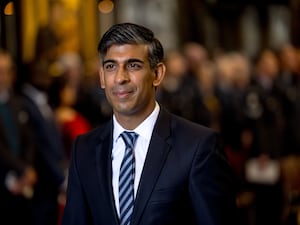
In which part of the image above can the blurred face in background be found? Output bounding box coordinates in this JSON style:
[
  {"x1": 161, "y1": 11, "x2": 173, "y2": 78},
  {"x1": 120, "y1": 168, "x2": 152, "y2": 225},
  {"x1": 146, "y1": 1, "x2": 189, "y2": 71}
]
[
  {"x1": 30, "y1": 60, "x2": 54, "y2": 92},
  {"x1": 60, "y1": 85, "x2": 77, "y2": 107},
  {"x1": 58, "y1": 52, "x2": 83, "y2": 89},
  {"x1": 280, "y1": 44, "x2": 299, "y2": 73},
  {"x1": 256, "y1": 50, "x2": 279, "y2": 80},
  {"x1": 165, "y1": 51, "x2": 188, "y2": 78},
  {"x1": 215, "y1": 54, "x2": 236, "y2": 89},
  {"x1": 183, "y1": 42, "x2": 208, "y2": 74},
  {"x1": 196, "y1": 60, "x2": 216, "y2": 92},
  {"x1": 231, "y1": 53, "x2": 251, "y2": 90}
]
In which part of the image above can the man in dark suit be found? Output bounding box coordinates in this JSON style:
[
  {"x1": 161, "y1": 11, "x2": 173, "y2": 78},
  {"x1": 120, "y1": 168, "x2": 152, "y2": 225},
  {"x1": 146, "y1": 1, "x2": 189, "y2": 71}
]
[
  {"x1": 0, "y1": 49, "x2": 37, "y2": 225},
  {"x1": 21, "y1": 60, "x2": 66, "y2": 225},
  {"x1": 62, "y1": 23, "x2": 238, "y2": 225}
]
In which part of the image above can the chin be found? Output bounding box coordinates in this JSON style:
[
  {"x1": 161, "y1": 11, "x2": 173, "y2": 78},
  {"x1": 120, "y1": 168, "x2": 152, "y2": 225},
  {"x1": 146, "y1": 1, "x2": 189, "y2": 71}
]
[{"x1": 113, "y1": 103, "x2": 135, "y2": 115}]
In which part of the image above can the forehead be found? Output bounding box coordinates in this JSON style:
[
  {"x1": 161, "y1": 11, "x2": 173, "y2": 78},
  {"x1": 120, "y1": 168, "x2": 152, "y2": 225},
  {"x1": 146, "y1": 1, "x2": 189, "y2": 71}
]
[{"x1": 104, "y1": 44, "x2": 149, "y2": 61}]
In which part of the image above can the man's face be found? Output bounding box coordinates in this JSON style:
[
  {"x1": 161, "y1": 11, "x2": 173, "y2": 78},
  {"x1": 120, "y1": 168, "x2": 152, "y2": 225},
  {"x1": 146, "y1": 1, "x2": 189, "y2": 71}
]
[{"x1": 99, "y1": 44, "x2": 165, "y2": 123}]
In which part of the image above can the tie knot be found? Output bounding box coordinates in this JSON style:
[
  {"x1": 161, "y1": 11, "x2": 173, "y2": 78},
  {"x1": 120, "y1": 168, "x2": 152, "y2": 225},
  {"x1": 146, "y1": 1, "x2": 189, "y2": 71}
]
[{"x1": 120, "y1": 131, "x2": 138, "y2": 149}]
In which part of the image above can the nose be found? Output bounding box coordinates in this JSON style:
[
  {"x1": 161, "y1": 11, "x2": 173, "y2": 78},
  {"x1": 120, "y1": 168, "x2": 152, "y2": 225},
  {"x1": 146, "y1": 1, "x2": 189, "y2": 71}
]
[{"x1": 115, "y1": 66, "x2": 129, "y2": 84}]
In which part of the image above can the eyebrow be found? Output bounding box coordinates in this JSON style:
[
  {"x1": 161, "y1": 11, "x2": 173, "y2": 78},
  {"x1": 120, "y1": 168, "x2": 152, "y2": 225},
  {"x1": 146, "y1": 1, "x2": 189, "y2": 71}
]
[
  {"x1": 102, "y1": 58, "x2": 145, "y2": 66},
  {"x1": 102, "y1": 59, "x2": 115, "y2": 66}
]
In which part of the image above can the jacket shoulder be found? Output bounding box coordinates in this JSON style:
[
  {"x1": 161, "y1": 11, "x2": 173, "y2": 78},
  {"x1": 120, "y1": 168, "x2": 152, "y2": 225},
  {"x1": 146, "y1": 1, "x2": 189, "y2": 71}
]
[
  {"x1": 75, "y1": 120, "x2": 112, "y2": 145},
  {"x1": 168, "y1": 111, "x2": 216, "y2": 139}
]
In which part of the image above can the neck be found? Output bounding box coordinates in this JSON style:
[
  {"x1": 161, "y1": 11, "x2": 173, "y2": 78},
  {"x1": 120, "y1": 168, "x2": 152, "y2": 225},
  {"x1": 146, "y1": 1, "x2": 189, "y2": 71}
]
[{"x1": 115, "y1": 101, "x2": 156, "y2": 130}]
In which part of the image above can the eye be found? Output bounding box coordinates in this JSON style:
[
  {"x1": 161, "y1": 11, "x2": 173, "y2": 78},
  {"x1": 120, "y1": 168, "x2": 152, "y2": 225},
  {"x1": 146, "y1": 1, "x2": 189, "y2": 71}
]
[
  {"x1": 104, "y1": 63, "x2": 116, "y2": 72},
  {"x1": 127, "y1": 63, "x2": 142, "y2": 70}
]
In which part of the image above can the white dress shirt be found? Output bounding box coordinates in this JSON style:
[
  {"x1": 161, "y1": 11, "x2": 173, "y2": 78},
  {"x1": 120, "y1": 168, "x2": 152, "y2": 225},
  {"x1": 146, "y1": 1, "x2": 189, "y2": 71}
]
[{"x1": 112, "y1": 102, "x2": 160, "y2": 216}]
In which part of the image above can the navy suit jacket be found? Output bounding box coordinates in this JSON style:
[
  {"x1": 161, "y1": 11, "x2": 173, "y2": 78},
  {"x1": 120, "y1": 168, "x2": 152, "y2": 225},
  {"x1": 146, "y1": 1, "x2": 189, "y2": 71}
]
[
  {"x1": 62, "y1": 108, "x2": 238, "y2": 225},
  {"x1": 22, "y1": 93, "x2": 65, "y2": 191},
  {"x1": 0, "y1": 94, "x2": 35, "y2": 187}
]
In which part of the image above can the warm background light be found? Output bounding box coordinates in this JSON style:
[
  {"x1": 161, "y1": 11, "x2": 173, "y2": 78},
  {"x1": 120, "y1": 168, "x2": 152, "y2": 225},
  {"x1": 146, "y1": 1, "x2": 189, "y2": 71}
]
[
  {"x1": 98, "y1": 0, "x2": 114, "y2": 14},
  {"x1": 4, "y1": 2, "x2": 14, "y2": 15}
]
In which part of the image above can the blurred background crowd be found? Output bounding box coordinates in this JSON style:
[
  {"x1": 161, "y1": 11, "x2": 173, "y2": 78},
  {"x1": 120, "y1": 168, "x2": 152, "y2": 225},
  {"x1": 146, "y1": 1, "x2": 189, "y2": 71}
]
[{"x1": 1, "y1": 0, "x2": 300, "y2": 225}]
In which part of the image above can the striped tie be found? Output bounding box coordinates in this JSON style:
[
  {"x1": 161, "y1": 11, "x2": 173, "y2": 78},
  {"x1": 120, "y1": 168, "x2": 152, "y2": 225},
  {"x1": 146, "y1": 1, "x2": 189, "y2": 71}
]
[{"x1": 119, "y1": 131, "x2": 138, "y2": 225}]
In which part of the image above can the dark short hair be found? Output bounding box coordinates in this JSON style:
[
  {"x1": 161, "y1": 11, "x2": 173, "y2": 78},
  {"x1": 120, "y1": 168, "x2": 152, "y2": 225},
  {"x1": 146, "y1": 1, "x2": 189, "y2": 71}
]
[{"x1": 97, "y1": 23, "x2": 164, "y2": 69}]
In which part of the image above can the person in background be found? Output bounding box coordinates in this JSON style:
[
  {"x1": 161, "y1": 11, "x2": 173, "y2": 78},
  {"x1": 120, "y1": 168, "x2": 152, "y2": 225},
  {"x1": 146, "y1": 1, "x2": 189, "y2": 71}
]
[
  {"x1": 194, "y1": 59, "x2": 220, "y2": 131},
  {"x1": 48, "y1": 75, "x2": 91, "y2": 159},
  {"x1": 62, "y1": 23, "x2": 238, "y2": 225},
  {"x1": 157, "y1": 50, "x2": 211, "y2": 126},
  {"x1": 21, "y1": 59, "x2": 66, "y2": 225},
  {"x1": 243, "y1": 49, "x2": 285, "y2": 225},
  {"x1": 183, "y1": 42, "x2": 208, "y2": 77},
  {"x1": 48, "y1": 74, "x2": 92, "y2": 225},
  {"x1": 216, "y1": 52, "x2": 253, "y2": 179},
  {"x1": 246, "y1": 49, "x2": 285, "y2": 160},
  {"x1": 85, "y1": 57, "x2": 112, "y2": 126},
  {"x1": 278, "y1": 44, "x2": 300, "y2": 156},
  {"x1": 0, "y1": 49, "x2": 37, "y2": 225},
  {"x1": 56, "y1": 52, "x2": 109, "y2": 127},
  {"x1": 215, "y1": 53, "x2": 242, "y2": 154}
]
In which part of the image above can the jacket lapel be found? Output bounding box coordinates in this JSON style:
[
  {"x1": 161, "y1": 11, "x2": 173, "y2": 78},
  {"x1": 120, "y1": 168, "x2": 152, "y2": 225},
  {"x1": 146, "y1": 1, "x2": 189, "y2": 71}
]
[
  {"x1": 131, "y1": 109, "x2": 172, "y2": 225},
  {"x1": 95, "y1": 121, "x2": 120, "y2": 225}
]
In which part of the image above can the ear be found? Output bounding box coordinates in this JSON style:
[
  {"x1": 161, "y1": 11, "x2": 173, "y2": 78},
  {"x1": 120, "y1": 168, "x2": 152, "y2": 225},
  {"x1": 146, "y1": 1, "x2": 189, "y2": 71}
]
[
  {"x1": 99, "y1": 67, "x2": 105, "y2": 89},
  {"x1": 153, "y1": 62, "x2": 166, "y2": 87}
]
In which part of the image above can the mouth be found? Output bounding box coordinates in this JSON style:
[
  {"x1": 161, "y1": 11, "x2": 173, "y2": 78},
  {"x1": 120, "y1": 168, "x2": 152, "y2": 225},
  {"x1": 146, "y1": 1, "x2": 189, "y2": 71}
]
[{"x1": 113, "y1": 88, "x2": 134, "y2": 100}]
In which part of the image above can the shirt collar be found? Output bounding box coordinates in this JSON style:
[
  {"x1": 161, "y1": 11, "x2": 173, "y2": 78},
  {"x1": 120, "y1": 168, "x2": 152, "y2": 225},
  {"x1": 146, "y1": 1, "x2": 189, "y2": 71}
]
[{"x1": 113, "y1": 102, "x2": 160, "y2": 143}]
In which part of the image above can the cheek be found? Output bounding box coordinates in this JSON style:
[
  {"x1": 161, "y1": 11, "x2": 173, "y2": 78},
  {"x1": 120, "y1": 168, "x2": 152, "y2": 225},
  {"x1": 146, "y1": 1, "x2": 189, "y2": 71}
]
[
  {"x1": 103, "y1": 76, "x2": 114, "y2": 90},
  {"x1": 139, "y1": 76, "x2": 156, "y2": 96}
]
